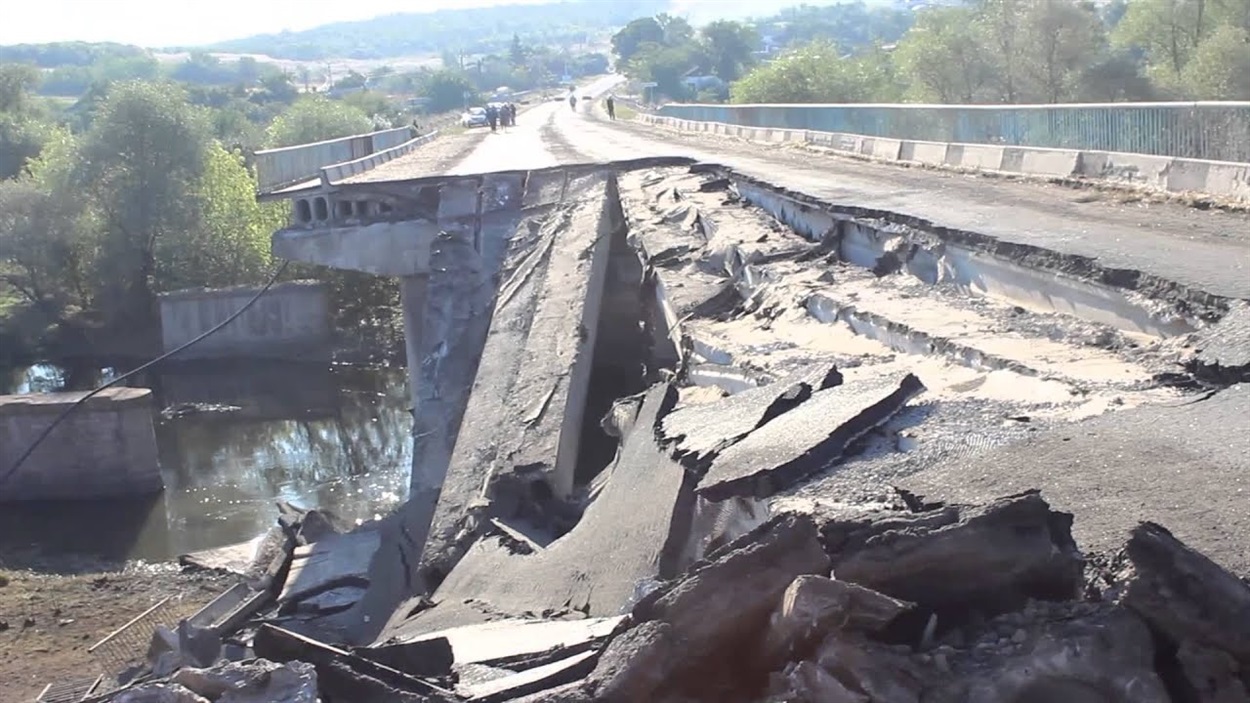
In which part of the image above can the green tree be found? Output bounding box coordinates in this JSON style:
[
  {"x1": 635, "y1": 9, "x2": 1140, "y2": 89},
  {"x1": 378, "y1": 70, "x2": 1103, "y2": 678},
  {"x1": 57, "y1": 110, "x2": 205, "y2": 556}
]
[
  {"x1": 75, "y1": 81, "x2": 212, "y2": 330},
  {"x1": 1018, "y1": 0, "x2": 1107, "y2": 102},
  {"x1": 977, "y1": 0, "x2": 1027, "y2": 102},
  {"x1": 419, "y1": 69, "x2": 474, "y2": 112},
  {"x1": 1179, "y1": 24, "x2": 1250, "y2": 99},
  {"x1": 894, "y1": 7, "x2": 992, "y2": 103},
  {"x1": 1113, "y1": 0, "x2": 1214, "y2": 79},
  {"x1": 0, "y1": 64, "x2": 40, "y2": 113},
  {"x1": 509, "y1": 33, "x2": 531, "y2": 67},
  {"x1": 701, "y1": 20, "x2": 759, "y2": 82},
  {"x1": 612, "y1": 17, "x2": 665, "y2": 64},
  {"x1": 265, "y1": 94, "x2": 373, "y2": 147},
  {"x1": 160, "y1": 142, "x2": 283, "y2": 290},
  {"x1": 731, "y1": 40, "x2": 886, "y2": 104},
  {"x1": 628, "y1": 42, "x2": 705, "y2": 101},
  {"x1": 0, "y1": 178, "x2": 93, "y2": 324},
  {"x1": 0, "y1": 117, "x2": 54, "y2": 180}
]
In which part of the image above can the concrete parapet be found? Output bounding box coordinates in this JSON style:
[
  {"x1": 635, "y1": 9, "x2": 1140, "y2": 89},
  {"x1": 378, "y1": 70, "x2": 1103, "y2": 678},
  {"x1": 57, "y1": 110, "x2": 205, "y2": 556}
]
[
  {"x1": 900, "y1": 140, "x2": 951, "y2": 166},
  {"x1": 638, "y1": 112, "x2": 1249, "y2": 201},
  {"x1": 946, "y1": 143, "x2": 1006, "y2": 171},
  {"x1": 321, "y1": 132, "x2": 441, "y2": 185},
  {"x1": 158, "y1": 280, "x2": 331, "y2": 360},
  {"x1": 861, "y1": 137, "x2": 903, "y2": 161},
  {"x1": 1072, "y1": 151, "x2": 1174, "y2": 189},
  {"x1": 1166, "y1": 158, "x2": 1250, "y2": 200},
  {"x1": 1001, "y1": 146, "x2": 1082, "y2": 178},
  {"x1": 0, "y1": 388, "x2": 163, "y2": 501},
  {"x1": 254, "y1": 126, "x2": 414, "y2": 194}
]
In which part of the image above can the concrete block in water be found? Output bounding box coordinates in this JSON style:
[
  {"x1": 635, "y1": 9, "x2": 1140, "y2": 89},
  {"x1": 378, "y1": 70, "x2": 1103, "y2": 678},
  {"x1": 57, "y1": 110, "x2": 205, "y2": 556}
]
[
  {"x1": 158, "y1": 280, "x2": 331, "y2": 361},
  {"x1": 0, "y1": 388, "x2": 163, "y2": 501}
]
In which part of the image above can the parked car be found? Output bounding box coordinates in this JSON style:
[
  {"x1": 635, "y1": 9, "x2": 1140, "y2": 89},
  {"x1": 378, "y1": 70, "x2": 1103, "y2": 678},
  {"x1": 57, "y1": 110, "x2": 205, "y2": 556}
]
[{"x1": 461, "y1": 107, "x2": 488, "y2": 128}]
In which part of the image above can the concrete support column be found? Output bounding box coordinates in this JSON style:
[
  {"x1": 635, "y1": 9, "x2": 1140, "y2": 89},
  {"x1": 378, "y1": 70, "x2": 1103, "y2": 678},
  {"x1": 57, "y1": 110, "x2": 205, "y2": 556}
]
[{"x1": 399, "y1": 273, "x2": 430, "y2": 449}]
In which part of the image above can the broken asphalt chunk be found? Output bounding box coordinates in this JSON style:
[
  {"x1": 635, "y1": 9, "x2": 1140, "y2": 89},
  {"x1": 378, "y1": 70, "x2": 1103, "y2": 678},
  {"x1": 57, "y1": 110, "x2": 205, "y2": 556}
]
[
  {"x1": 820, "y1": 490, "x2": 1083, "y2": 612},
  {"x1": 758, "y1": 575, "x2": 912, "y2": 670},
  {"x1": 631, "y1": 513, "x2": 831, "y2": 692},
  {"x1": 697, "y1": 373, "x2": 926, "y2": 501},
  {"x1": 925, "y1": 602, "x2": 1170, "y2": 703},
  {"x1": 661, "y1": 362, "x2": 842, "y2": 470},
  {"x1": 1113, "y1": 521, "x2": 1250, "y2": 666}
]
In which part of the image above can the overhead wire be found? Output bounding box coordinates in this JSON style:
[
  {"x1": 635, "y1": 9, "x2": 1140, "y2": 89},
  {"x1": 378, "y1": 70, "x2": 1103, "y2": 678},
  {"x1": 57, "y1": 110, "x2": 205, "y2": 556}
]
[{"x1": 0, "y1": 260, "x2": 292, "y2": 487}]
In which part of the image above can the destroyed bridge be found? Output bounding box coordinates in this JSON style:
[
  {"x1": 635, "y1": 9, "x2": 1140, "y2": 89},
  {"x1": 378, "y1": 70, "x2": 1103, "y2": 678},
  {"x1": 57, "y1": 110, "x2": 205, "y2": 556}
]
[{"x1": 104, "y1": 84, "x2": 1250, "y2": 702}]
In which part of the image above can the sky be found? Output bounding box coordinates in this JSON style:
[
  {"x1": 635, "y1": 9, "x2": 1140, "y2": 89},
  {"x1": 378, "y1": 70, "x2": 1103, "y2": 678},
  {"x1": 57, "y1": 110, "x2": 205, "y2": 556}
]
[
  {"x1": 1, "y1": 0, "x2": 854, "y2": 48},
  {"x1": 0, "y1": 0, "x2": 555, "y2": 47}
]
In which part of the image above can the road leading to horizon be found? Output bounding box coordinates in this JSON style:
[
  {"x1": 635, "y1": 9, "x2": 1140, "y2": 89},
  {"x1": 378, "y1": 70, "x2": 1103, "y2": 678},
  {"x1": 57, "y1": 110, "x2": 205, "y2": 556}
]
[{"x1": 447, "y1": 74, "x2": 628, "y2": 175}]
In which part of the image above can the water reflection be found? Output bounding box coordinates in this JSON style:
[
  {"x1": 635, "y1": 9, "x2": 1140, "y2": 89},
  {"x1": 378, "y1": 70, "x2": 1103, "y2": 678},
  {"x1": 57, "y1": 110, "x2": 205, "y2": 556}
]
[{"x1": 0, "y1": 361, "x2": 412, "y2": 562}]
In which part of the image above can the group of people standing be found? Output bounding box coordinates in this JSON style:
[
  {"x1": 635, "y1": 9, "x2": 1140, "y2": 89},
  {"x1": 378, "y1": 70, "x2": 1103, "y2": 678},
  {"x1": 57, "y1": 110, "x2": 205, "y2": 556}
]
[{"x1": 486, "y1": 103, "x2": 517, "y2": 132}]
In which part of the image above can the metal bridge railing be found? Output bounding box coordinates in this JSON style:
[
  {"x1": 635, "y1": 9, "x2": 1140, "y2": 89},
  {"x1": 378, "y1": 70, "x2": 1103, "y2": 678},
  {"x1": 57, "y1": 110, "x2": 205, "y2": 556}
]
[{"x1": 656, "y1": 102, "x2": 1250, "y2": 163}]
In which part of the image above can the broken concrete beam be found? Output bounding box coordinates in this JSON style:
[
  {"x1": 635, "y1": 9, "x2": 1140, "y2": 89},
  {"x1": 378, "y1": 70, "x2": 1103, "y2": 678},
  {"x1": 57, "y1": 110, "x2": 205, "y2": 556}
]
[
  {"x1": 661, "y1": 362, "x2": 842, "y2": 470},
  {"x1": 376, "y1": 616, "x2": 624, "y2": 670},
  {"x1": 418, "y1": 171, "x2": 629, "y2": 589},
  {"x1": 924, "y1": 602, "x2": 1170, "y2": 703},
  {"x1": 631, "y1": 513, "x2": 831, "y2": 692},
  {"x1": 1113, "y1": 521, "x2": 1250, "y2": 666},
  {"x1": 383, "y1": 385, "x2": 690, "y2": 640},
  {"x1": 355, "y1": 636, "x2": 454, "y2": 679},
  {"x1": 820, "y1": 490, "x2": 1083, "y2": 612},
  {"x1": 759, "y1": 575, "x2": 912, "y2": 670},
  {"x1": 697, "y1": 373, "x2": 925, "y2": 502},
  {"x1": 278, "y1": 528, "x2": 379, "y2": 605},
  {"x1": 253, "y1": 624, "x2": 457, "y2": 702},
  {"x1": 460, "y1": 649, "x2": 598, "y2": 702}
]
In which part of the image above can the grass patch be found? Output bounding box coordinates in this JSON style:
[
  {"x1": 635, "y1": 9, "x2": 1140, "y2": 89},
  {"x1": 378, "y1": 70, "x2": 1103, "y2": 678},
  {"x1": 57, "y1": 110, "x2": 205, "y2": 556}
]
[{"x1": 615, "y1": 104, "x2": 638, "y2": 121}]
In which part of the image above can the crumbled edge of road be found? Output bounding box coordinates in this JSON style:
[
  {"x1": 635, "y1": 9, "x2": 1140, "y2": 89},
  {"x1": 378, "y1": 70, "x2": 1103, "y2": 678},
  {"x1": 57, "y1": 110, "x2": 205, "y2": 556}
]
[{"x1": 67, "y1": 158, "x2": 1250, "y2": 703}]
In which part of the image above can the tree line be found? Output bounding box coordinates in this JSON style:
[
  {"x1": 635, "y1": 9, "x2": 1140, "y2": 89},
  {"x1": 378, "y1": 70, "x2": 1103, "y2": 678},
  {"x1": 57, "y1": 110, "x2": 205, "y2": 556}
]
[
  {"x1": 614, "y1": 0, "x2": 1250, "y2": 105},
  {"x1": 0, "y1": 67, "x2": 392, "y2": 367},
  {"x1": 0, "y1": 29, "x2": 612, "y2": 367}
]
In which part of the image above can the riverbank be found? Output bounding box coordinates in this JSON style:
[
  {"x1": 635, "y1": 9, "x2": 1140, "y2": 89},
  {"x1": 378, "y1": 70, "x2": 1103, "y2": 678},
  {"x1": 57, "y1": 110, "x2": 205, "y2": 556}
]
[{"x1": 0, "y1": 554, "x2": 239, "y2": 703}]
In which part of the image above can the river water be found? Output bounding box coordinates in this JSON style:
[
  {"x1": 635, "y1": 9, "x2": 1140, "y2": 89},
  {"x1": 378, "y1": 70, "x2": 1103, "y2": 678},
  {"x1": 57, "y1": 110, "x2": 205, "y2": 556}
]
[{"x1": 0, "y1": 361, "x2": 412, "y2": 563}]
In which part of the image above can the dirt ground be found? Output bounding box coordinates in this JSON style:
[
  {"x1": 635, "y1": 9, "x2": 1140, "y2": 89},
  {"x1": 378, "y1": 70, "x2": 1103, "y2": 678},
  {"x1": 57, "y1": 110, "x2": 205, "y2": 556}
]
[{"x1": 0, "y1": 557, "x2": 238, "y2": 703}]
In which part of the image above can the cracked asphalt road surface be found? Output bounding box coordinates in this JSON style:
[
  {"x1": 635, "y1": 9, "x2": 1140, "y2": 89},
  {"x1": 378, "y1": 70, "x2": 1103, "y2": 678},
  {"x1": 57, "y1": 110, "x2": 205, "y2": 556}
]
[{"x1": 350, "y1": 75, "x2": 1250, "y2": 574}]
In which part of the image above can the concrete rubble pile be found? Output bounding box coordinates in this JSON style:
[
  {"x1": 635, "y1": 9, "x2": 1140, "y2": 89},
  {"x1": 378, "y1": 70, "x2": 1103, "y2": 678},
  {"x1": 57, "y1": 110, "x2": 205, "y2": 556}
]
[
  {"x1": 99, "y1": 491, "x2": 1250, "y2": 702},
  {"x1": 91, "y1": 162, "x2": 1250, "y2": 702}
]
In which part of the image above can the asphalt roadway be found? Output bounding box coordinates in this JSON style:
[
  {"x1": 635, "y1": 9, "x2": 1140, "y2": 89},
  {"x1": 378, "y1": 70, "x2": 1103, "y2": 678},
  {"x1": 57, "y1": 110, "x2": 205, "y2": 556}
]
[{"x1": 362, "y1": 76, "x2": 1250, "y2": 573}]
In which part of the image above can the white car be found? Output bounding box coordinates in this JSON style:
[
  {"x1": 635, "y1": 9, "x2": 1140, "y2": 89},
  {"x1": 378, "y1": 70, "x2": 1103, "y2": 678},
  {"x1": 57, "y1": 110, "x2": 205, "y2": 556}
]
[{"x1": 461, "y1": 107, "x2": 489, "y2": 128}]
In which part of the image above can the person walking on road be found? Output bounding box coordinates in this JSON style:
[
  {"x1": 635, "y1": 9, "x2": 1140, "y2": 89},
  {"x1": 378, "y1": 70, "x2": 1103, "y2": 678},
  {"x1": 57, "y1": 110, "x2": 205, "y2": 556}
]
[
  {"x1": 605, "y1": 95, "x2": 616, "y2": 121},
  {"x1": 486, "y1": 104, "x2": 499, "y2": 132},
  {"x1": 569, "y1": 94, "x2": 578, "y2": 111},
  {"x1": 508, "y1": 103, "x2": 518, "y2": 126}
]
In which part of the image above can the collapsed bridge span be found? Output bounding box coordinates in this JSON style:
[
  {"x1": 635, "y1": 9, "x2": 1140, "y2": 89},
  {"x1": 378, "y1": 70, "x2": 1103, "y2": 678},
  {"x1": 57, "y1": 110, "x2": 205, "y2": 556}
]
[{"x1": 250, "y1": 156, "x2": 1250, "y2": 701}]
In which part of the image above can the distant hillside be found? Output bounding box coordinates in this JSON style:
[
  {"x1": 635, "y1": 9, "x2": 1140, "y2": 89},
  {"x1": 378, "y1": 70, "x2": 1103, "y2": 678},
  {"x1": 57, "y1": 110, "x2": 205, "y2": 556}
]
[{"x1": 201, "y1": 1, "x2": 672, "y2": 61}]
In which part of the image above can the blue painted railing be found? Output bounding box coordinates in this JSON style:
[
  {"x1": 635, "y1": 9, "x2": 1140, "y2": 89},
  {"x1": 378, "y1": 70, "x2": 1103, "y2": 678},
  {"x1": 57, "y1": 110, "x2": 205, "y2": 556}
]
[{"x1": 657, "y1": 102, "x2": 1250, "y2": 162}]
